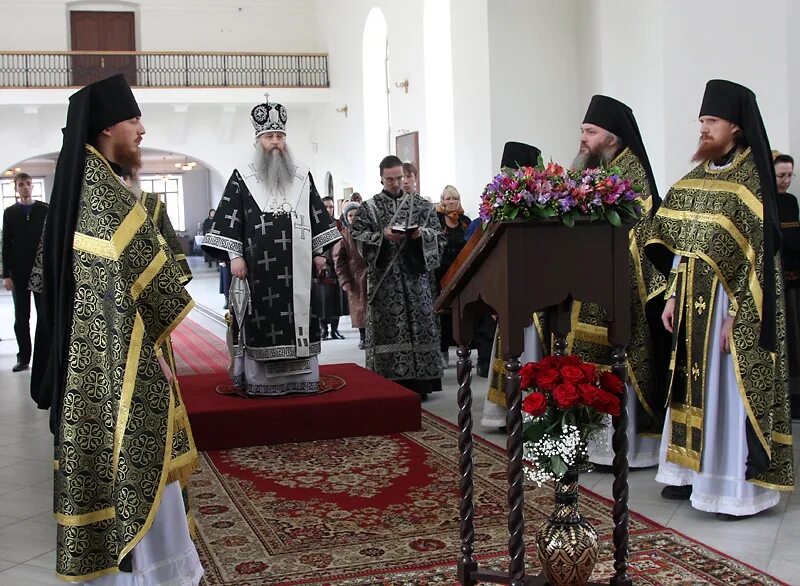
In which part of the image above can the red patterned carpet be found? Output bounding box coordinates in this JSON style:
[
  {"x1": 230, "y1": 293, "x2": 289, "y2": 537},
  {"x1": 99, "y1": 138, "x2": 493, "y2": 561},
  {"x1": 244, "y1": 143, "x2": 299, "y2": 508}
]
[
  {"x1": 172, "y1": 318, "x2": 231, "y2": 376},
  {"x1": 192, "y1": 413, "x2": 786, "y2": 585}
]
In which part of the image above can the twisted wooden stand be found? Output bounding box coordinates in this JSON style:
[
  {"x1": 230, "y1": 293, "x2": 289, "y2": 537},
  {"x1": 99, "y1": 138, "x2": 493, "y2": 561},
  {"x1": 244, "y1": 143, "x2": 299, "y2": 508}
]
[{"x1": 436, "y1": 220, "x2": 633, "y2": 585}]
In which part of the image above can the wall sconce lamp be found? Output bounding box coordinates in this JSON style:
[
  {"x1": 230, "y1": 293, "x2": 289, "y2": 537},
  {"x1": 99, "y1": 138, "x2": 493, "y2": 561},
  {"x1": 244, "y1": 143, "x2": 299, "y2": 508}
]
[
  {"x1": 395, "y1": 79, "x2": 409, "y2": 94},
  {"x1": 336, "y1": 105, "x2": 349, "y2": 117}
]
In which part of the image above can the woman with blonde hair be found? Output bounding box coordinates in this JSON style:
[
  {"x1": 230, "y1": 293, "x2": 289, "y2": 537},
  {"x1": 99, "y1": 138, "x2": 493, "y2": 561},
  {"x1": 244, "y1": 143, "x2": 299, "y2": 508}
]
[{"x1": 435, "y1": 185, "x2": 471, "y2": 367}]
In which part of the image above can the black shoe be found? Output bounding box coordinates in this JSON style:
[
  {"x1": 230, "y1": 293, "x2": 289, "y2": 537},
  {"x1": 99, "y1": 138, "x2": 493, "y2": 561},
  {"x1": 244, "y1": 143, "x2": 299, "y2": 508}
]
[
  {"x1": 321, "y1": 331, "x2": 329, "y2": 340},
  {"x1": 358, "y1": 341, "x2": 365, "y2": 350},
  {"x1": 591, "y1": 463, "x2": 613, "y2": 474},
  {"x1": 661, "y1": 485, "x2": 692, "y2": 500},
  {"x1": 716, "y1": 512, "x2": 755, "y2": 521},
  {"x1": 331, "y1": 330, "x2": 345, "y2": 340},
  {"x1": 12, "y1": 362, "x2": 29, "y2": 372},
  {"x1": 476, "y1": 362, "x2": 489, "y2": 378}
]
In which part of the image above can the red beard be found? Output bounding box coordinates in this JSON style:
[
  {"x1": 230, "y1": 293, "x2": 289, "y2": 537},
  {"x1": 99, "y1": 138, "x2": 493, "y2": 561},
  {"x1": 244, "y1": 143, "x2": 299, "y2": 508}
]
[
  {"x1": 692, "y1": 136, "x2": 731, "y2": 163},
  {"x1": 113, "y1": 142, "x2": 142, "y2": 171}
]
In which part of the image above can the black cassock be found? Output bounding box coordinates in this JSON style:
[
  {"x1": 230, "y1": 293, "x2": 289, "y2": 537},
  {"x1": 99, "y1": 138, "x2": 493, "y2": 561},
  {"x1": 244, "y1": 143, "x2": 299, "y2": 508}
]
[
  {"x1": 778, "y1": 191, "x2": 800, "y2": 402},
  {"x1": 202, "y1": 166, "x2": 339, "y2": 395}
]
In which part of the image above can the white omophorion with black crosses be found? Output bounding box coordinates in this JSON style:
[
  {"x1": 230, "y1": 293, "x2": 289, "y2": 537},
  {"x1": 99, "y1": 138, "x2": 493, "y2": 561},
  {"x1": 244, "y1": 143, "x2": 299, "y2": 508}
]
[{"x1": 202, "y1": 168, "x2": 340, "y2": 362}]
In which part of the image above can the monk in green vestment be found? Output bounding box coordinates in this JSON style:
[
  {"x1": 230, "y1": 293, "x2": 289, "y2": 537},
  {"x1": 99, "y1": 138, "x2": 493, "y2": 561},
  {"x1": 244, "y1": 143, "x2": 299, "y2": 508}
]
[
  {"x1": 648, "y1": 79, "x2": 793, "y2": 517},
  {"x1": 484, "y1": 103, "x2": 671, "y2": 468},
  {"x1": 31, "y1": 74, "x2": 203, "y2": 583},
  {"x1": 559, "y1": 96, "x2": 669, "y2": 467}
]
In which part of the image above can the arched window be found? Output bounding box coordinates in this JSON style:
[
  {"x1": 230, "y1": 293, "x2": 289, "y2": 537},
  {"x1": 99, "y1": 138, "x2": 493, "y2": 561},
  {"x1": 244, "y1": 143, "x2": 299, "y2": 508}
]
[
  {"x1": 362, "y1": 8, "x2": 390, "y2": 178},
  {"x1": 325, "y1": 171, "x2": 334, "y2": 198}
]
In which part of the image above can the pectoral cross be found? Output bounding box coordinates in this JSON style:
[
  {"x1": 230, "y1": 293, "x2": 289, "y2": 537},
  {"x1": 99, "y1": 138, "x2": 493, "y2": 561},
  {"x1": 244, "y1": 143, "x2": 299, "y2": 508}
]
[
  {"x1": 225, "y1": 209, "x2": 241, "y2": 229},
  {"x1": 294, "y1": 213, "x2": 312, "y2": 240}
]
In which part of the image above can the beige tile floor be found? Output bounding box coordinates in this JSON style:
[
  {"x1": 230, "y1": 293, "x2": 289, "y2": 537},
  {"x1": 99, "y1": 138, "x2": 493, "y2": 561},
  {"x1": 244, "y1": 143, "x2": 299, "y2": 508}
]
[{"x1": 0, "y1": 257, "x2": 797, "y2": 584}]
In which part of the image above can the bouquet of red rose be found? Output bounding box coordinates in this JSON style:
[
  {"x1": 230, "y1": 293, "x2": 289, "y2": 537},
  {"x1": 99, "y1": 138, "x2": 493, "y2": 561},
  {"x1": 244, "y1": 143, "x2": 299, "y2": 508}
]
[{"x1": 520, "y1": 354, "x2": 625, "y2": 483}]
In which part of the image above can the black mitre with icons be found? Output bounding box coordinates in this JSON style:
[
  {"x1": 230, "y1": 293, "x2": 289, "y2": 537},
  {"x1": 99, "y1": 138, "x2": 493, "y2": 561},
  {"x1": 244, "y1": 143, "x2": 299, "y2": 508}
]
[{"x1": 250, "y1": 92, "x2": 288, "y2": 137}]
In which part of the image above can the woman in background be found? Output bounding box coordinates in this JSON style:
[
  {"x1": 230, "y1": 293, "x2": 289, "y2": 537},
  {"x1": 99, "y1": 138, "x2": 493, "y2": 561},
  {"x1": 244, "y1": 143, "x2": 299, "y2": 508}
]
[
  {"x1": 435, "y1": 185, "x2": 471, "y2": 368},
  {"x1": 334, "y1": 202, "x2": 368, "y2": 349}
]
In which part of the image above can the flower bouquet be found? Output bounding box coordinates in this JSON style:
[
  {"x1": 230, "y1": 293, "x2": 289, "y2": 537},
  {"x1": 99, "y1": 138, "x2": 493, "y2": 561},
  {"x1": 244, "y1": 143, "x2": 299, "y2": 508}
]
[
  {"x1": 520, "y1": 354, "x2": 625, "y2": 484},
  {"x1": 479, "y1": 164, "x2": 643, "y2": 228}
]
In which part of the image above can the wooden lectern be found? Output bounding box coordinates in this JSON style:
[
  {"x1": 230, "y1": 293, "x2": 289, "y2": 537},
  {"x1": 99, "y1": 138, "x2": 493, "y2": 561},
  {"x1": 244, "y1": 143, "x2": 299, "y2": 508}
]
[{"x1": 435, "y1": 219, "x2": 633, "y2": 586}]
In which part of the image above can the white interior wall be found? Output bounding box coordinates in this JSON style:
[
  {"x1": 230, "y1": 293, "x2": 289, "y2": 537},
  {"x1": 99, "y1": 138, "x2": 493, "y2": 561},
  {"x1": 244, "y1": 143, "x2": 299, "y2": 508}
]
[
  {"x1": 181, "y1": 167, "x2": 210, "y2": 235},
  {"x1": 578, "y1": 0, "x2": 666, "y2": 194},
  {"x1": 449, "y1": 0, "x2": 492, "y2": 213},
  {"x1": 422, "y1": 0, "x2": 456, "y2": 198},
  {"x1": 310, "y1": 0, "x2": 428, "y2": 203},
  {"x1": 785, "y1": 0, "x2": 800, "y2": 193},
  {"x1": 2, "y1": 0, "x2": 321, "y2": 53},
  {"x1": 574, "y1": 0, "x2": 793, "y2": 195},
  {"x1": 660, "y1": 0, "x2": 791, "y2": 187},
  {"x1": 486, "y1": 0, "x2": 583, "y2": 179}
]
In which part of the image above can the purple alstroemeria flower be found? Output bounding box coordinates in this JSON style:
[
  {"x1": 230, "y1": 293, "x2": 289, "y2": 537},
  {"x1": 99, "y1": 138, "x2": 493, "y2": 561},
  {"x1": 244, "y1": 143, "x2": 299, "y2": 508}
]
[
  {"x1": 519, "y1": 189, "x2": 535, "y2": 205},
  {"x1": 558, "y1": 196, "x2": 576, "y2": 212}
]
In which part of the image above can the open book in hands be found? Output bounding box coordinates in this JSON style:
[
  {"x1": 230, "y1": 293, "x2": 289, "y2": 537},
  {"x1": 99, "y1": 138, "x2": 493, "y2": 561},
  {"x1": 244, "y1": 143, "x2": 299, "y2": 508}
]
[{"x1": 390, "y1": 224, "x2": 420, "y2": 235}]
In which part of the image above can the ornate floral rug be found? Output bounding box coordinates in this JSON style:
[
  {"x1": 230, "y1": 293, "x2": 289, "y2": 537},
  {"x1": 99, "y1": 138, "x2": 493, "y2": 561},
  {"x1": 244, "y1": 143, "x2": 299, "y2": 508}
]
[{"x1": 192, "y1": 413, "x2": 786, "y2": 585}]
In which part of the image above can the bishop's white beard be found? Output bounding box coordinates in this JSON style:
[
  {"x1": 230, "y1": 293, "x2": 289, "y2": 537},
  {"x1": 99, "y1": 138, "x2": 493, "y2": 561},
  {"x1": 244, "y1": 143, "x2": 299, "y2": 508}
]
[{"x1": 255, "y1": 145, "x2": 295, "y2": 193}]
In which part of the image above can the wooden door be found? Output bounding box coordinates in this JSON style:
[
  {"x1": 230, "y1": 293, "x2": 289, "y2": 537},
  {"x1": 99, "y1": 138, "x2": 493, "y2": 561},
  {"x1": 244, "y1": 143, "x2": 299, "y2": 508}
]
[{"x1": 71, "y1": 11, "x2": 136, "y2": 86}]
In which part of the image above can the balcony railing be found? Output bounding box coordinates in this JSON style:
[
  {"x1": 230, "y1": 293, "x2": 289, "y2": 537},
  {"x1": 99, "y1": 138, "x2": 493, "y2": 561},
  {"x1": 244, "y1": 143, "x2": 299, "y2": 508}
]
[{"x1": 0, "y1": 51, "x2": 329, "y2": 88}]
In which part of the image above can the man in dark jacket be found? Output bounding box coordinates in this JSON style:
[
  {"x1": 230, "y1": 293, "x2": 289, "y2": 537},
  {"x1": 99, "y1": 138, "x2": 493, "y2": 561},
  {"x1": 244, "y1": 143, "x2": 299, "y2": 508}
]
[{"x1": 2, "y1": 172, "x2": 47, "y2": 371}]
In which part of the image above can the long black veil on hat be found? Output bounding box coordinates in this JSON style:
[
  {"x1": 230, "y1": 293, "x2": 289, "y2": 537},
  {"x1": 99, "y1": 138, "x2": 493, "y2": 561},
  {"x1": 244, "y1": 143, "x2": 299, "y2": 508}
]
[
  {"x1": 582, "y1": 94, "x2": 661, "y2": 211},
  {"x1": 32, "y1": 74, "x2": 141, "y2": 435}
]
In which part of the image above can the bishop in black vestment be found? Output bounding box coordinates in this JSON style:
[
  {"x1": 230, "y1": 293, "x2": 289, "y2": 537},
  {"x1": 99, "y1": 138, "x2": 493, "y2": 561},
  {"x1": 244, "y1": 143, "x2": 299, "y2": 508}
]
[{"x1": 202, "y1": 97, "x2": 340, "y2": 396}]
